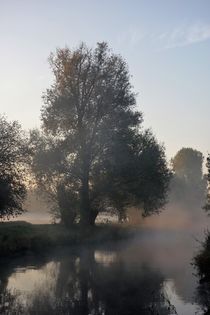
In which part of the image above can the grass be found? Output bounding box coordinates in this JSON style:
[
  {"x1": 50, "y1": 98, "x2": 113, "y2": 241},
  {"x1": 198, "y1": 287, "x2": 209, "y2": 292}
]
[{"x1": 0, "y1": 221, "x2": 134, "y2": 256}]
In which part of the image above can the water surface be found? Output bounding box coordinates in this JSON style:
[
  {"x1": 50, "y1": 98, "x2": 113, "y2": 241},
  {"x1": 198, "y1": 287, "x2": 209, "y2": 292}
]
[{"x1": 0, "y1": 227, "x2": 207, "y2": 315}]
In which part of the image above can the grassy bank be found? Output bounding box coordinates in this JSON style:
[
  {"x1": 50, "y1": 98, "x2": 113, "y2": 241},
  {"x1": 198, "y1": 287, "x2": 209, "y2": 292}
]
[{"x1": 0, "y1": 221, "x2": 134, "y2": 256}]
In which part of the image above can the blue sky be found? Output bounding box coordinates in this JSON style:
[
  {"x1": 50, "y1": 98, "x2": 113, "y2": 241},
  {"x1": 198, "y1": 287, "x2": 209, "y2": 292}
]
[{"x1": 0, "y1": 0, "x2": 210, "y2": 160}]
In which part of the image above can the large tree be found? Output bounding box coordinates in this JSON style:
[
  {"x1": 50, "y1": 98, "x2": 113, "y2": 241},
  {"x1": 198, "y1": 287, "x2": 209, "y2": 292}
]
[
  {"x1": 33, "y1": 42, "x2": 170, "y2": 226},
  {"x1": 0, "y1": 116, "x2": 28, "y2": 219}
]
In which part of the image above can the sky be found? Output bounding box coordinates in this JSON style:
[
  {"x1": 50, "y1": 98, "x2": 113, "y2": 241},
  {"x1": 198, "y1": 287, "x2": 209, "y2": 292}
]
[{"x1": 0, "y1": 0, "x2": 210, "y2": 161}]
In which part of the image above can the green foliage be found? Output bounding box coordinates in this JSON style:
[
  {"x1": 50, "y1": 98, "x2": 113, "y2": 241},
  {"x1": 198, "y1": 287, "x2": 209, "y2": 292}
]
[
  {"x1": 0, "y1": 222, "x2": 134, "y2": 256},
  {"x1": 31, "y1": 42, "x2": 170, "y2": 226},
  {"x1": 92, "y1": 129, "x2": 171, "y2": 217},
  {"x1": 0, "y1": 116, "x2": 28, "y2": 219}
]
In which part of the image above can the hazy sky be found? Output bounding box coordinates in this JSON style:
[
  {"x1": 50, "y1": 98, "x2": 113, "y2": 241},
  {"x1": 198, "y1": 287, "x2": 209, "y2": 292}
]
[{"x1": 0, "y1": 0, "x2": 210, "y2": 160}]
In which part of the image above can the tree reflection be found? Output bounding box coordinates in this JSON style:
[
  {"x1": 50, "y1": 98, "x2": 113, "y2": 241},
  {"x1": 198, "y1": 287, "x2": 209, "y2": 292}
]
[
  {"x1": 0, "y1": 249, "x2": 177, "y2": 314},
  {"x1": 196, "y1": 280, "x2": 210, "y2": 315}
]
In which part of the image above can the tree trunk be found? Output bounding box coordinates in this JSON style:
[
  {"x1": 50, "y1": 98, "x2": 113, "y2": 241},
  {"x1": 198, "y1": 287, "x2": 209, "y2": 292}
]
[
  {"x1": 80, "y1": 158, "x2": 98, "y2": 226},
  {"x1": 80, "y1": 172, "x2": 91, "y2": 226},
  {"x1": 80, "y1": 181, "x2": 99, "y2": 226},
  {"x1": 89, "y1": 209, "x2": 99, "y2": 226},
  {"x1": 79, "y1": 147, "x2": 98, "y2": 226}
]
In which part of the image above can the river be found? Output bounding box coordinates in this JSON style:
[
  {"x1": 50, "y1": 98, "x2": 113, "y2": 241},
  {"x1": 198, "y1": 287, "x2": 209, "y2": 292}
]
[{"x1": 0, "y1": 223, "x2": 209, "y2": 315}]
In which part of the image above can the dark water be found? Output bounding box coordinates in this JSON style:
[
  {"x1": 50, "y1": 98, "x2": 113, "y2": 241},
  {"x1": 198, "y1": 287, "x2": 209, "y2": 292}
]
[{"x1": 0, "y1": 228, "x2": 207, "y2": 315}]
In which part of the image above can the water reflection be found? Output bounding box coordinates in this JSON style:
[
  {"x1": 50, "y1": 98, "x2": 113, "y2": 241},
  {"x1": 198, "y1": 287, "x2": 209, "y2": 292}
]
[
  {"x1": 0, "y1": 229, "x2": 207, "y2": 315},
  {"x1": 195, "y1": 269, "x2": 210, "y2": 315},
  {"x1": 94, "y1": 250, "x2": 117, "y2": 266},
  {"x1": 0, "y1": 248, "x2": 178, "y2": 314}
]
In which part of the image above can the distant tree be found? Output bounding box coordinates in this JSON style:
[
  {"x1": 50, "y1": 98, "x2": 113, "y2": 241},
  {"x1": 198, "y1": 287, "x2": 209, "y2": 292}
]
[
  {"x1": 204, "y1": 155, "x2": 210, "y2": 212},
  {"x1": 171, "y1": 148, "x2": 206, "y2": 205},
  {"x1": 172, "y1": 148, "x2": 203, "y2": 182},
  {"x1": 0, "y1": 116, "x2": 28, "y2": 219},
  {"x1": 32, "y1": 42, "x2": 170, "y2": 226}
]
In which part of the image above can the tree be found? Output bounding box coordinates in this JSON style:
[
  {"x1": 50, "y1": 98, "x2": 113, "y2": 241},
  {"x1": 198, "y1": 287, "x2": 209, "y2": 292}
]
[
  {"x1": 170, "y1": 148, "x2": 206, "y2": 205},
  {"x1": 33, "y1": 42, "x2": 170, "y2": 226},
  {"x1": 0, "y1": 116, "x2": 28, "y2": 219},
  {"x1": 172, "y1": 148, "x2": 203, "y2": 182},
  {"x1": 204, "y1": 155, "x2": 210, "y2": 212}
]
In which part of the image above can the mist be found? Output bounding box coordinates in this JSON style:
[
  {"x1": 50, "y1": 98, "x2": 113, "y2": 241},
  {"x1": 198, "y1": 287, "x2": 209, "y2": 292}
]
[{"x1": 0, "y1": 20, "x2": 209, "y2": 313}]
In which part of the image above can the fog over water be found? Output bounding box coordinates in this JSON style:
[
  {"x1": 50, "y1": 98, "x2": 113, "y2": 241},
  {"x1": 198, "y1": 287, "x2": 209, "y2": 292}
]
[{"x1": 4, "y1": 192, "x2": 209, "y2": 314}]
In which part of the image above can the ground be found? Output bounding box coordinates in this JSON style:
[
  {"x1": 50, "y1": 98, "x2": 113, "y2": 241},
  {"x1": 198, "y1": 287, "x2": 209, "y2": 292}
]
[{"x1": 0, "y1": 221, "x2": 134, "y2": 256}]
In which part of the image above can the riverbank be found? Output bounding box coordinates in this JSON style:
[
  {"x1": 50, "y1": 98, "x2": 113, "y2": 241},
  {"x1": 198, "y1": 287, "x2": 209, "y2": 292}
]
[{"x1": 0, "y1": 221, "x2": 134, "y2": 256}]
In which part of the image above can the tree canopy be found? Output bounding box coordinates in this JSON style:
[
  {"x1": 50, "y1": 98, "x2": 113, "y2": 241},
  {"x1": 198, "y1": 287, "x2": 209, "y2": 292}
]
[
  {"x1": 172, "y1": 148, "x2": 203, "y2": 182},
  {"x1": 170, "y1": 147, "x2": 206, "y2": 206},
  {"x1": 31, "y1": 42, "x2": 170, "y2": 226},
  {"x1": 0, "y1": 116, "x2": 28, "y2": 219}
]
